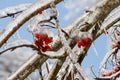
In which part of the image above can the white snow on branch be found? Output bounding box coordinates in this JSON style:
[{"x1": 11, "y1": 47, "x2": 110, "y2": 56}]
[{"x1": 0, "y1": 3, "x2": 32, "y2": 18}]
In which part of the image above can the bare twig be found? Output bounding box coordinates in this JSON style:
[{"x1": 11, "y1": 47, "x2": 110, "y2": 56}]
[
  {"x1": 37, "y1": 66, "x2": 43, "y2": 80},
  {"x1": 90, "y1": 65, "x2": 97, "y2": 78},
  {"x1": 47, "y1": 58, "x2": 66, "y2": 80},
  {"x1": 0, "y1": 44, "x2": 36, "y2": 55},
  {"x1": 99, "y1": 48, "x2": 118, "y2": 71},
  {"x1": 45, "y1": 61, "x2": 50, "y2": 74},
  {"x1": 0, "y1": 44, "x2": 66, "y2": 58}
]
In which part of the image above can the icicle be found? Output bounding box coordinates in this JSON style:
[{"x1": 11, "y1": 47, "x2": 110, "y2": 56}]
[
  {"x1": 92, "y1": 42, "x2": 99, "y2": 56},
  {"x1": 16, "y1": 31, "x2": 21, "y2": 39}
]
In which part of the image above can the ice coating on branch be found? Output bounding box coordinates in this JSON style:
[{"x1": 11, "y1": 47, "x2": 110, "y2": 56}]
[
  {"x1": 78, "y1": 32, "x2": 92, "y2": 39},
  {"x1": 27, "y1": 15, "x2": 54, "y2": 52},
  {"x1": 27, "y1": 11, "x2": 51, "y2": 33},
  {"x1": 3, "y1": 39, "x2": 32, "y2": 50},
  {"x1": 0, "y1": 3, "x2": 31, "y2": 18},
  {"x1": 107, "y1": 24, "x2": 120, "y2": 50},
  {"x1": 33, "y1": 26, "x2": 54, "y2": 39}
]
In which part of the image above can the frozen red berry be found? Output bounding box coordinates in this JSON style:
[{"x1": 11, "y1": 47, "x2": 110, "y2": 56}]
[
  {"x1": 83, "y1": 37, "x2": 92, "y2": 46},
  {"x1": 39, "y1": 11, "x2": 42, "y2": 14},
  {"x1": 77, "y1": 37, "x2": 92, "y2": 48},
  {"x1": 113, "y1": 66, "x2": 120, "y2": 73},
  {"x1": 104, "y1": 72, "x2": 112, "y2": 76},
  {"x1": 44, "y1": 37, "x2": 53, "y2": 44},
  {"x1": 41, "y1": 45, "x2": 51, "y2": 52},
  {"x1": 35, "y1": 33, "x2": 41, "y2": 39},
  {"x1": 34, "y1": 33, "x2": 53, "y2": 52},
  {"x1": 103, "y1": 31, "x2": 108, "y2": 35}
]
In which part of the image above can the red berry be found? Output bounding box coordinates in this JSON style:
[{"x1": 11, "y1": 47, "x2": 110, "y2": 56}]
[
  {"x1": 83, "y1": 38, "x2": 91, "y2": 47},
  {"x1": 35, "y1": 33, "x2": 48, "y2": 41},
  {"x1": 35, "y1": 33, "x2": 41, "y2": 39},
  {"x1": 40, "y1": 34, "x2": 48, "y2": 40},
  {"x1": 117, "y1": 61, "x2": 120, "y2": 65},
  {"x1": 85, "y1": 37, "x2": 92, "y2": 42},
  {"x1": 34, "y1": 40, "x2": 43, "y2": 48},
  {"x1": 113, "y1": 66, "x2": 120, "y2": 73},
  {"x1": 39, "y1": 11, "x2": 42, "y2": 14},
  {"x1": 103, "y1": 31, "x2": 108, "y2": 35},
  {"x1": 45, "y1": 37, "x2": 53, "y2": 44},
  {"x1": 77, "y1": 37, "x2": 92, "y2": 48},
  {"x1": 105, "y1": 72, "x2": 112, "y2": 76},
  {"x1": 34, "y1": 33, "x2": 53, "y2": 52},
  {"x1": 81, "y1": 39, "x2": 86, "y2": 46},
  {"x1": 78, "y1": 41, "x2": 82, "y2": 48},
  {"x1": 45, "y1": 45, "x2": 51, "y2": 49}
]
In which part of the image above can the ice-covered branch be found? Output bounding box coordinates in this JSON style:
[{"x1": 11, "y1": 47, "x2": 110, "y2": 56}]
[
  {"x1": 74, "y1": 63, "x2": 94, "y2": 80},
  {"x1": 99, "y1": 48, "x2": 118, "y2": 71},
  {"x1": 0, "y1": 0, "x2": 63, "y2": 48},
  {"x1": 0, "y1": 3, "x2": 32, "y2": 18},
  {"x1": 47, "y1": 59, "x2": 66, "y2": 80},
  {"x1": 57, "y1": 56, "x2": 72, "y2": 80},
  {"x1": 46, "y1": 0, "x2": 120, "y2": 79},
  {"x1": 7, "y1": 47, "x2": 67, "y2": 80},
  {"x1": 96, "y1": 8, "x2": 120, "y2": 37},
  {"x1": 0, "y1": 44, "x2": 35, "y2": 55},
  {"x1": 73, "y1": 0, "x2": 120, "y2": 32},
  {"x1": 0, "y1": 43, "x2": 66, "y2": 58},
  {"x1": 8, "y1": 53, "x2": 47, "y2": 80},
  {"x1": 44, "y1": 48, "x2": 66, "y2": 58},
  {"x1": 48, "y1": 0, "x2": 120, "y2": 79},
  {"x1": 52, "y1": 0, "x2": 120, "y2": 52},
  {"x1": 76, "y1": 0, "x2": 120, "y2": 64}
]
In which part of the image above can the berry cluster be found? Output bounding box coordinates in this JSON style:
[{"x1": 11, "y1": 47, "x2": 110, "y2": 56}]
[
  {"x1": 78, "y1": 37, "x2": 92, "y2": 48},
  {"x1": 75, "y1": 37, "x2": 92, "y2": 48},
  {"x1": 74, "y1": 32, "x2": 92, "y2": 48},
  {"x1": 34, "y1": 33, "x2": 53, "y2": 52}
]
